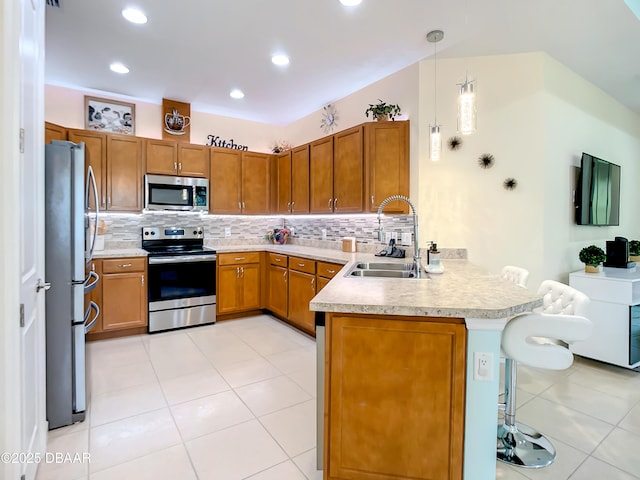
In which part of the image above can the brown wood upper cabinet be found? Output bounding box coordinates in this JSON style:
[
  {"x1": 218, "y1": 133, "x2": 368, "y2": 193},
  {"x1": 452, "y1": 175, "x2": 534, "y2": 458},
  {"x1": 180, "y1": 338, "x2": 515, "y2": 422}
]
[
  {"x1": 45, "y1": 121, "x2": 67, "y2": 144},
  {"x1": 145, "y1": 138, "x2": 209, "y2": 178},
  {"x1": 276, "y1": 145, "x2": 310, "y2": 214},
  {"x1": 310, "y1": 126, "x2": 364, "y2": 214},
  {"x1": 209, "y1": 147, "x2": 270, "y2": 214},
  {"x1": 364, "y1": 120, "x2": 410, "y2": 214},
  {"x1": 68, "y1": 129, "x2": 143, "y2": 212}
]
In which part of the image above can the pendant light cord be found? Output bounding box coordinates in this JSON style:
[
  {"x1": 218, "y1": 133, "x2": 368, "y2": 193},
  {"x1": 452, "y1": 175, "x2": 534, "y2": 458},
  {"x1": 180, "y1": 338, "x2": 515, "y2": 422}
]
[{"x1": 433, "y1": 40, "x2": 437, "y2": 124}]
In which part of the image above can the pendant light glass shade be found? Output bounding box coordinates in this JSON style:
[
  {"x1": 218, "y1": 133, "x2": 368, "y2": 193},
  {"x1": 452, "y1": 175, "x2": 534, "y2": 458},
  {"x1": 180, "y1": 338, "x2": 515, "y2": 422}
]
[
  {"x1": 427, "y1": 30, "x2": 444, "y2": 162},
  {"x1": 430, "y1": 125, "x2": 442, "y2": 161},
  {"x1": 457, "y1": 78, "x2": 476, "y2": 135}
]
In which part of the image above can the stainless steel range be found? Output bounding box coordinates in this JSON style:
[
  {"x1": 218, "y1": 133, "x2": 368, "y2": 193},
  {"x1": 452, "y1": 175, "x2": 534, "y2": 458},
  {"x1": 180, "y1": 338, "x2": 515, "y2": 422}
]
[{"x1": 142, "y1": 226, "x2": 216, "y2": 333}]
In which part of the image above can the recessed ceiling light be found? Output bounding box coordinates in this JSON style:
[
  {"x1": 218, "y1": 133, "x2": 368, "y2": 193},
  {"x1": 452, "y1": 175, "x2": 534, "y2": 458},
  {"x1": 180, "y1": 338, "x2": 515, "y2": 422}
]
[
  {"x1": 339, "y1": 0, "x2": 362, "y2": 6},
  {"x1": 271, "y1": 54, "x2": 290, "y2": 66},
  {"x1": 230, "y1": 89, "x2": 245, "y2": 99},
  {"x1": 122, "y1": 7, "x2": 147, "y2": 24},
  {"x1": 109, "y1": 62, "x2": 129, "y2": 74}
]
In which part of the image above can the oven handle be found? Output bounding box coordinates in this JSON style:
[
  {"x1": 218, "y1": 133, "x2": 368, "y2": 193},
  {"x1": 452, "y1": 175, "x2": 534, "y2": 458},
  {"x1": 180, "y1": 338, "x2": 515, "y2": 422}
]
[{"x1": 149, "y1": 255, "x2": 217, "y2": 265}]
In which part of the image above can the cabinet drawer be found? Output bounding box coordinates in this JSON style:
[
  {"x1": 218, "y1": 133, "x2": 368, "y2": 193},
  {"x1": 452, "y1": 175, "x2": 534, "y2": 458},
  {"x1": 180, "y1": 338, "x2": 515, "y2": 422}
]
[
  {"x1": 218, "y1": 252, "x2": 261, "y2": 265},
  {"x1": 269, "y1": 253, "x2": 288, "y2": 267},
  {"x1": 102, "y1": 257, "x2": 146, "y2": 273},
  {"x1": 289, "y1": 256, "x2": 316, "y2": 274},
  {"x1": 317, "y1": 261, "x2": 342, "y2": 279}
]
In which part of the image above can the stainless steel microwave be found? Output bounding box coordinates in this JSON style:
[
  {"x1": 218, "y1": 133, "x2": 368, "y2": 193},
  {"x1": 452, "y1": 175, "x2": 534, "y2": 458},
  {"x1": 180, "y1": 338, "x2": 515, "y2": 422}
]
[{"x1": 145, "y1": 174, "x2": 209, "y2": 212}]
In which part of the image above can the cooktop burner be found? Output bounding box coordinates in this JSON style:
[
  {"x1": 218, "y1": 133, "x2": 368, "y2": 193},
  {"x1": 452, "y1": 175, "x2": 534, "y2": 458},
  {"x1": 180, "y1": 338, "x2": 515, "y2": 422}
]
[{"x1": 141, "y1": 226, "x2": 216, "y2": 257}]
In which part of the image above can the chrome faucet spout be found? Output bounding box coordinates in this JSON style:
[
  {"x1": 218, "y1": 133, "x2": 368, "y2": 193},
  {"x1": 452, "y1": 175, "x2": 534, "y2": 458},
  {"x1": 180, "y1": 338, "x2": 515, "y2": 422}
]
[{"x1": 376, "y1": 195, "x2": 422, "y2": 278}]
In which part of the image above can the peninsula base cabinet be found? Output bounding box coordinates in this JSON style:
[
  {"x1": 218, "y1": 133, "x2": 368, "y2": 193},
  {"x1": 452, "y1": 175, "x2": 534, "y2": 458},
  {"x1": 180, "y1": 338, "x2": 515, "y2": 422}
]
[
  {"x1": 323, "y1": 313, "x2": 466, "y2": 480},
  {"x1": 569, "y1": 268, "x2": 640, "y2": 369},
  {"x1": 287, "y1": 257, "x2": 317, "y2": 335}
]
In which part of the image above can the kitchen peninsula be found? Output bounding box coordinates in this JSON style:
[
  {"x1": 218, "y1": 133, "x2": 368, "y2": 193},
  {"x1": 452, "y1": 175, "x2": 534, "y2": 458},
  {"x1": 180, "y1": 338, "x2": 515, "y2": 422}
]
[{"x1": 310, "y1": 257, "x2": 542, "y2": 480}]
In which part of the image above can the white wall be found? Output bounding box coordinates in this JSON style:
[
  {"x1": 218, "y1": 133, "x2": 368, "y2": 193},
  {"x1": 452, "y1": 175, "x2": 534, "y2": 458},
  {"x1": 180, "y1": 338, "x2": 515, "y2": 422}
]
[{"x1": 45, "y1": 85, "x2": 281, "y2": 152}]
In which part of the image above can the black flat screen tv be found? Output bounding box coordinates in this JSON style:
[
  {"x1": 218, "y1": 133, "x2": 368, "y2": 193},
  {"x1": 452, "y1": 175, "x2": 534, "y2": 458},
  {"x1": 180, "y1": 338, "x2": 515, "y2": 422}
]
[{"x1": 575, "y1": 152, "x2": 621, "y2": 226}]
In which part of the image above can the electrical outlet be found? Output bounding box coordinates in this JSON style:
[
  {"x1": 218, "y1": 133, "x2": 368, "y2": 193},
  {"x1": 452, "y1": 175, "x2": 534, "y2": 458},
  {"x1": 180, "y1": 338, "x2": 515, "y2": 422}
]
[
  {"x1": 224, "y1": 227, "x2": 231, "y2": 237},
  {"x1": 400, "y1": 232, "x2": 412, "y2": 246},
  {"x1": 391, "y1": 231, "x2": 398, "y2": 241},
  {"x1": 385, "y1": 232, "x2": 393, "y2": 243},
  {"x1": 321, "y1": 228, "x2": 327, "y2": 240},
  {"x1": 473, "y1": 352, "x2": 493, "y2": 381}
]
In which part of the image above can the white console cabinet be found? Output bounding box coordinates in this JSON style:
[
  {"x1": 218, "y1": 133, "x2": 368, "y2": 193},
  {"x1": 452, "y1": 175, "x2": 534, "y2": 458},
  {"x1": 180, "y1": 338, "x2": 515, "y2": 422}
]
[{"x1": 569, "y1": 268, "x2": 640, "y2": 369}]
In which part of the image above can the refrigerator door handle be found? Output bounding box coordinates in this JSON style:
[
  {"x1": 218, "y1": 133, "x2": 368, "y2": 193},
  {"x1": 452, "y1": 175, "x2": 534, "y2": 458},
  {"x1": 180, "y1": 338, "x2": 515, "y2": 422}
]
[
  {"x1": 83, "y1": 270, "x2": 99, "y2": 294},
  {"x1": 84, "y1": 301, "x2": 100, "y2": 334},
  {"x1": 86, "y1": 165, "x2": 100, "y2": 264}
]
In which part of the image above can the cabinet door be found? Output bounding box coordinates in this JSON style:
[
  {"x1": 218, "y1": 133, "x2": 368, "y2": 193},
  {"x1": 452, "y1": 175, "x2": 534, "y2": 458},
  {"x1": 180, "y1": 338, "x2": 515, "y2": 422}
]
[
  {"x1": 45, "y1": 122, "x2": 67, "y2": 144},
  {"x1": 268, "y1": 264, "x2": 288, "y2": 318},
  {"x1": 365, "y1": 121, "x2": 409, "y2": 213},
  {"x1": 317, "y1": 275, "x2": 330, "y2": 293},
  {"x1": 327, "y1": 315, "x2": 466, "y2": 480},
  {"x1": 178, "y1": 143, "x2": 209, "y2": 177},
  {"x1": 145, "y1": 139, "x2": 178, "y2": 175},
  {"x1": 210, "y1": 148, "x2": 242, "y2": 214},
  {"x1": 107, "y1": 134, "x2": 143, "y2": 211},
  {"x1": 68, "y1": 129, "x2": 107, "y2": 210},
  {"x1": 291, "y1": 144, "x2": 310, "y2": 214},
  {"x1": 241, "y1": 152, "x2": 270, "y2": 214},
  {"x1": 101, "y1": 271, "x2": 147, "y2": 331},
  {"x1": 333, "y1": 126, "x2": 364, "y2": 213},
  {"x1": 276, "y1": 151, "x2": 291, "y2": 214},
  {"x1": 217, "y1": 265, "x2": 241, "y2": 314},
  {"x1": 309, "y1": 136, "x2": 334, "y2": 213},
  {"x1": 288, "y1": 270, "x2": 316, "y2": 334},
  {"x1": 239, "y1": 263, "x2": 261, "y2": 311}
]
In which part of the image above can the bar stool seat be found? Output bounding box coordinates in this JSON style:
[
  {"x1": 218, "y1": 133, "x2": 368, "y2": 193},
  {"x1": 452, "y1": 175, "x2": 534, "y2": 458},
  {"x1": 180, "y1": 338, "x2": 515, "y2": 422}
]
[{"x1": 497, "y1": 280, "x2": 592, "y2": 468}]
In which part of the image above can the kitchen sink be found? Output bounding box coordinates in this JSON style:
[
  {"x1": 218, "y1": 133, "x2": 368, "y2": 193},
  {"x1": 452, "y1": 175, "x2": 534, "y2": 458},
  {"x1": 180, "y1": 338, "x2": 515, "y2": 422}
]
[
  {"x1": 349, "y1": 269, "x2": 416, "y2": 278},
  {"x1": 355, "y1": 262, "x2": 414, "y2": 271}
]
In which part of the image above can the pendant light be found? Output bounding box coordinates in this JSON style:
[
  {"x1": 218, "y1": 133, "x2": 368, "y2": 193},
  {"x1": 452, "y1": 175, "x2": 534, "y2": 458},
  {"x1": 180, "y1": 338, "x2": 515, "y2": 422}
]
[
  {"x1": 458, "y1": 73, "x2": 477, "y2": 135},
  {"x1": 427, "y1": 30, "x2": 444, "y2": 162}
]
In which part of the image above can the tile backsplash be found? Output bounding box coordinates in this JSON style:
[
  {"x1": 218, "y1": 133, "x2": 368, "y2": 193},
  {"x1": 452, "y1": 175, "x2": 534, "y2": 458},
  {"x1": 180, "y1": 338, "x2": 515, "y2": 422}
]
[{"x1": 101, "y1": 212, "x2": 414, "y2": 249}]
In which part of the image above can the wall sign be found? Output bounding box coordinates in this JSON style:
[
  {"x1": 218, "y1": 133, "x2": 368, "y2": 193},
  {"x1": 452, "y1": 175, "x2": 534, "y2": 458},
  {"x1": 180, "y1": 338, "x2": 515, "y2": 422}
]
[{"x1": 206, "y1": 135, "x2": 248, "y2": 151}]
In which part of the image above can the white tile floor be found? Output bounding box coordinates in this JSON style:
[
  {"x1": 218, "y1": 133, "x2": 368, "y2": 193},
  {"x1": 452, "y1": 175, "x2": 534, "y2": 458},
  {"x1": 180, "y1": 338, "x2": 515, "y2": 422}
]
[{"x1": 36, "y1": 314, "x2": 640, "y2": 480}]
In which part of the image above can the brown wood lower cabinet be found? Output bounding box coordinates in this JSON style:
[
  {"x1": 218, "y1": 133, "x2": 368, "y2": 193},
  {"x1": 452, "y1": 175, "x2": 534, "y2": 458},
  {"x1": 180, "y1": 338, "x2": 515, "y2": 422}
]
[
  {"x1": 100, "y1": 257, "x2": 148, "y2": 332},
  {"x1": 266, "y1": 253, "x2": 288, "y2": 318},
  {"x1": 217, "y1": 252, "x2": 262, "y2": 315},
  {"x1": 287, "y1": 256, "x2": 317, "y2": 335},
  {"x1": 325, "y1": 313, "x2": 467, "y2": 480}
]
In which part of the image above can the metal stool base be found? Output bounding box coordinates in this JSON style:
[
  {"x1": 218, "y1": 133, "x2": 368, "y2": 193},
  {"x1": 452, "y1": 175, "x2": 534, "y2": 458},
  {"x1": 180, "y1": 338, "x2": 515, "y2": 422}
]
[{"x1": 497, "y1": 421, "x2": 556, "y2": 468}]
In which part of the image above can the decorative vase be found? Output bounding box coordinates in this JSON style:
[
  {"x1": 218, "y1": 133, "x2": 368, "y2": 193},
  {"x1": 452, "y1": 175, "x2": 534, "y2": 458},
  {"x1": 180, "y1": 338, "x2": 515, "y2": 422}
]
[
  {"x1": 374, "y1": 114, "x2": 389, "y2": 122},
  {"x1": 630, "y1": 254, "x2": 640, "y2": 262},
  {"x1": 584, "y1": 264, "x2": 600, "y2": 273}
]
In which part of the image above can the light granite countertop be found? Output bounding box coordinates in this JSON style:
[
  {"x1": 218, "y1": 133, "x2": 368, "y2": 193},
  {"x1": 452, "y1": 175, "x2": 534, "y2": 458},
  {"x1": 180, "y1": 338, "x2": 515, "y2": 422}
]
[{"x1": 92, "y1": 243, "x2": 541, "y2": 319}]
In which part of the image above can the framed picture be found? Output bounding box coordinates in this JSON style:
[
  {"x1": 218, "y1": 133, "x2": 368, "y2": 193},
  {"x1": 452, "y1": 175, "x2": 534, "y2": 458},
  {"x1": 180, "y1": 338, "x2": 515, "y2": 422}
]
[{"x1": 84, "y1": 96, "x2": 135, "y2": 135}]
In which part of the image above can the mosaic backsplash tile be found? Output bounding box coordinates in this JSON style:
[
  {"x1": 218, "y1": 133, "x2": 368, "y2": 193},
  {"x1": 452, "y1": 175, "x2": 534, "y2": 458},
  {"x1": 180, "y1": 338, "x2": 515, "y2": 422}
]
[{"x1": 100, "y1": 212, "x2": 465, "y2": 258}]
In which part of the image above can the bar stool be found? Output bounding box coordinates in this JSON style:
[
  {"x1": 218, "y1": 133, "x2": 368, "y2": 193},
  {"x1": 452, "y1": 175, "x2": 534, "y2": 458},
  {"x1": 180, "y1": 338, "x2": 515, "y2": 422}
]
[
  {"x1": 501, "y1": 265, "x2": 529, "y2": 288},
  {"x1": 497, "y1": 280, "x2": 592, "y2": 468}
]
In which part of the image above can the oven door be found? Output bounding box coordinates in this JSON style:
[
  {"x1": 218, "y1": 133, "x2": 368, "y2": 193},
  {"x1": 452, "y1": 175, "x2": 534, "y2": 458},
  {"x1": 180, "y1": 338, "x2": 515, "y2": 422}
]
[{"x1": 148, "y1": 255, "x2": 216, "y2": 304}]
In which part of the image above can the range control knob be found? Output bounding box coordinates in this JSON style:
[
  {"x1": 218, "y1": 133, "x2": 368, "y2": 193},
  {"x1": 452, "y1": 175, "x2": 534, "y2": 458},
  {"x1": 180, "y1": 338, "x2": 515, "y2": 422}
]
[
  {"x1": 151, "y1": 231, "x2": 156, "y2": 235},
  {"x1": 193, "y1": 230, "x2": 198, "y2": 235},
  {"x1": 144, "y1": 231, "x2": 149, "y2": 235}
]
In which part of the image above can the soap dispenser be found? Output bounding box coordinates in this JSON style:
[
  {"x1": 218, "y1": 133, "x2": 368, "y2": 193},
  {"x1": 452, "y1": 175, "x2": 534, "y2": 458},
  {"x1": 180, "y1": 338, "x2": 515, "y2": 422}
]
[{"x1": 425, "y1": 243, "x2": 444, "y2": 274}]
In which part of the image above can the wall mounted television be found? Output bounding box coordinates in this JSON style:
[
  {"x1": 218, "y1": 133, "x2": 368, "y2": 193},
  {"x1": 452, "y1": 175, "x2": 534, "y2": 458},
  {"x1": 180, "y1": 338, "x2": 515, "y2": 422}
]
[{"x1": 575, "y1": 152, "x2": 621, "y2": 226}]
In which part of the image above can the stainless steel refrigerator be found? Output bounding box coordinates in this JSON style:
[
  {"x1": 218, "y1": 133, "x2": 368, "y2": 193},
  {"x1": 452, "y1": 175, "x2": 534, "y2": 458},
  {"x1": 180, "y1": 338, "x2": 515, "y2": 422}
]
[{"x1": 44, "y1": 140, "x2": 100, "y2": 429}]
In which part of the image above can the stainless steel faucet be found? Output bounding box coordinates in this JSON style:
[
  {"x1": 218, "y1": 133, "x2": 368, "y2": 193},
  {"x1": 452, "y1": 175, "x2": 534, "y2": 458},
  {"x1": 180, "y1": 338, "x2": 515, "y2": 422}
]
[{"x1": 376, "y1": 195, "x2": 422, "y2": 278}]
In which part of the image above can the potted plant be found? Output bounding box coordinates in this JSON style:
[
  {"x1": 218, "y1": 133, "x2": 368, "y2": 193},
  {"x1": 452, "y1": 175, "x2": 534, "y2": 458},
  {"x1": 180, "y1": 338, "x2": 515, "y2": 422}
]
[
  {"x1": 365, "y1": 99, "x2": 401, "y2": 121},
  {"x1": 630, "y1": 240, "x2": 640, "y2": 262},
  {"x1": 579, "y1": 245, "x2": 606, "y2": 273}
]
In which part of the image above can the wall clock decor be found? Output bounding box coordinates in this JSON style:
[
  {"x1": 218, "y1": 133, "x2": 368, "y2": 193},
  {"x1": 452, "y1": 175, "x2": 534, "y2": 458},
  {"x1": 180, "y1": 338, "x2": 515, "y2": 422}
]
[
  {"x1": 320, "y1": 104, "x2": 338, "y2": 133},
  {"x1": 478, "y1": 153, "x2": 495, "y2": 169}
]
